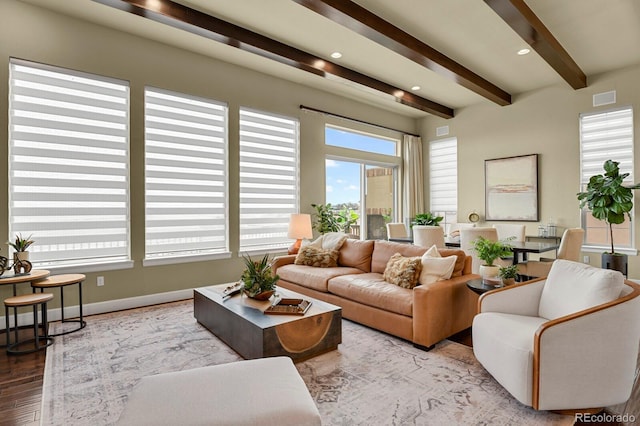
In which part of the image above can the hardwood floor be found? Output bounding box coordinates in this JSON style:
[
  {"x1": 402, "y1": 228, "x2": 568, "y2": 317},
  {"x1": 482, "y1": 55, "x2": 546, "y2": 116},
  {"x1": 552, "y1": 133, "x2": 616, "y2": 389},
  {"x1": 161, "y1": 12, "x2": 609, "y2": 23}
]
[{"x1": 0, "y1": 329, "x2": 46, "y2": 426}]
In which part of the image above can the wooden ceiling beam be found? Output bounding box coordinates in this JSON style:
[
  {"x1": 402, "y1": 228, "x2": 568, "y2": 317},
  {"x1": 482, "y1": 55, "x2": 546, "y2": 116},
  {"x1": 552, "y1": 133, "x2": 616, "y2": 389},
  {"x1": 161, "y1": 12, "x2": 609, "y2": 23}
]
[
  {"x1": 293, "y1": 0, "x2": 512, "y2": 106},
  {"x1": 484, "y1": 0, "x2": 587, "y2": 89},
  {"x1": 92, "y1": 0, "x2": 454, "y2": 118}
]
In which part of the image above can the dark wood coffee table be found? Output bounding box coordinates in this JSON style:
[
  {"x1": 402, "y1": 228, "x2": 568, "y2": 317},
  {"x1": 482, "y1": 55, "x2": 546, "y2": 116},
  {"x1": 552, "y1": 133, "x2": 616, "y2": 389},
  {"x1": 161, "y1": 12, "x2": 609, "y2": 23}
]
[{"x1": 194, "y1": 285, "x2": 342, "y2": 361}]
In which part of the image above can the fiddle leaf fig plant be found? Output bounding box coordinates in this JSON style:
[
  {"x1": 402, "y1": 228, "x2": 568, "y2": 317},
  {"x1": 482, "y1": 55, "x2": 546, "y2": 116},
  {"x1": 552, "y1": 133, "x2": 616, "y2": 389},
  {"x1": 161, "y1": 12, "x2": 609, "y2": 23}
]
[{"x1": 577, "y1": 160, "x2": 640, "y2": 254}]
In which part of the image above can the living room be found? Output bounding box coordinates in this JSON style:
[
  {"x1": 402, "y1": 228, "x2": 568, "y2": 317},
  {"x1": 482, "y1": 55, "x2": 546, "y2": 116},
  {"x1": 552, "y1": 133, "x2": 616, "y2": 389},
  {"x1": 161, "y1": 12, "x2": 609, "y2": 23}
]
[{"x1": 1, "y1": 0, "x2": 639, "y2": 424}]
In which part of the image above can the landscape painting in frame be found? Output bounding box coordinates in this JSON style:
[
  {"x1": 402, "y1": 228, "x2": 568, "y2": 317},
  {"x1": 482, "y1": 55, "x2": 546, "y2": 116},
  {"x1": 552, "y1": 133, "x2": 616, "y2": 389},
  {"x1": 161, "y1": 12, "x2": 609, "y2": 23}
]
[{"x1": 485, "y1": 154, "x2": 539, "y2": 221}]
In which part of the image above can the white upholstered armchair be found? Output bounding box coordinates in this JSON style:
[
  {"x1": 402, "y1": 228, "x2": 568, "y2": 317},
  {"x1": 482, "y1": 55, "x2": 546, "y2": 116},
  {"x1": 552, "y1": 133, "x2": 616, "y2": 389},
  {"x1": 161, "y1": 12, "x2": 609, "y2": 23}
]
[{"x1": 473, "y1": 259, "x2": 640, "y2": 411}]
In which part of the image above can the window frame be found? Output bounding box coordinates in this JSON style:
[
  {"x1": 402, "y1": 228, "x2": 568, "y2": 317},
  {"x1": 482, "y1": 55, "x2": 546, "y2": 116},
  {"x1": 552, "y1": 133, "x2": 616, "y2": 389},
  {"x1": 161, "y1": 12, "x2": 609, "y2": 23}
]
[
  {"x1": 579, "y1": 106, "x2": 636, "y2": 255},
  {"x1": 8, "y1": 58, "x2": 133, "y2": 272},
  {"x1": 238, "y1": 107, "x2": 300, "y2": 255},
  {"x1": 143, "y1": 86, "x2": 230, "y2": 266}
]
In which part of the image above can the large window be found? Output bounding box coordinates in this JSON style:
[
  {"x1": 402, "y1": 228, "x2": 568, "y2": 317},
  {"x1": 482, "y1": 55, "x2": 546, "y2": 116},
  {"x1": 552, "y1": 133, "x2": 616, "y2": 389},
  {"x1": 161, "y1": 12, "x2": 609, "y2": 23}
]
[
  {"x1": 325, "y1": 126, "x2": 400, "y2": 240},
  {"x1": 429, "y1": 138, "x2": 458, "y2": 234},
  {"x1": 9, "y1": 59, "x2": 130, "y2": 268},
  {"x1": 579, "y1": 107, "x2": 634, "y2": 249},
  {"x1": 239, "y1": 108, "x2": 299, "y2": 253},
  {"x1": 144, "y1": 87, "x2": 228, "y2": 262}
]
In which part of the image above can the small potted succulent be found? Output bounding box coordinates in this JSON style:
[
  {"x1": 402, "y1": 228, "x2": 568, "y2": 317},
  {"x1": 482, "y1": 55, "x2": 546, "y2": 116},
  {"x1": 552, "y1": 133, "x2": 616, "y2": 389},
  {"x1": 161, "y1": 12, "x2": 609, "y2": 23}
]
[
  {"x1": 498, "y1": 264, "x2": 519, "y2": 286},
  {"x1": 8, "y1": 233, "x2": 34, "y2": 262},
  {"x1": 472, "y1": 236, "x2": 513, "y2": 279},
  {"x1": 240, "y1": 253, "x2": 279, "y2": 300}
]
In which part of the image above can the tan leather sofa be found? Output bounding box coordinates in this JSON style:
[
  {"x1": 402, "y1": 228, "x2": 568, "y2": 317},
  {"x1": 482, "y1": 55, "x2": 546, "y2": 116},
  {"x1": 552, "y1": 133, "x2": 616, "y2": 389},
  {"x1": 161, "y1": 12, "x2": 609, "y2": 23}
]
[{"x1": 272, "y1": 239, "x2": 480, "y2": 350}]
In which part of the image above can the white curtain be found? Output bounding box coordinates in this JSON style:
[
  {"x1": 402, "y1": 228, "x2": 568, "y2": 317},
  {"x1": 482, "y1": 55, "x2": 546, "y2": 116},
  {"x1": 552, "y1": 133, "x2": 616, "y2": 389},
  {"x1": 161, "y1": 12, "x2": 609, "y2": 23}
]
[{"x1": 402, "y1": 134, "x2": 425, "y2": 223}]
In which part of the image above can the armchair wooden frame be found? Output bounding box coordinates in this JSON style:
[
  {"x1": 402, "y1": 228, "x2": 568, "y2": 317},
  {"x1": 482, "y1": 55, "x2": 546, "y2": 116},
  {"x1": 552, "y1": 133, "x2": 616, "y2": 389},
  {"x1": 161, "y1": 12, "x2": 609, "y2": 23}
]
[{"x1": 478, "y1": 278, "x2": 640, "y2": 411}]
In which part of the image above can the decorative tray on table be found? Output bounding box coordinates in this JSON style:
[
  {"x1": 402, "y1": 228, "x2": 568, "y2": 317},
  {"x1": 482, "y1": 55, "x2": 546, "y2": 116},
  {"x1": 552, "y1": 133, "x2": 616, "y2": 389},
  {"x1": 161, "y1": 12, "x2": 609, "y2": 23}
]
[{"x1": 264, "y1": 298, "x2": 312, "y2": 315}]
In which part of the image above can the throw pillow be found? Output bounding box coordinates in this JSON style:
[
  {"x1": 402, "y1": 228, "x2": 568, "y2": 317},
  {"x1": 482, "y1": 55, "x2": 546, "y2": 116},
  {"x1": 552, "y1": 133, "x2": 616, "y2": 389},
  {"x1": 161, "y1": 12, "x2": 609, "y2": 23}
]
[
  {"x1": 305, "y1": 232, "x2": 349, "y2": 251},
  {"x1": 294, "y1": 245, "x2": 340, "y2": 268},
  {"x1": 418, "y1": 249, "x2": 457, "y2": 285},
  {"x1": 383, "y1": 253, "x2": 422, "y2": 289}
]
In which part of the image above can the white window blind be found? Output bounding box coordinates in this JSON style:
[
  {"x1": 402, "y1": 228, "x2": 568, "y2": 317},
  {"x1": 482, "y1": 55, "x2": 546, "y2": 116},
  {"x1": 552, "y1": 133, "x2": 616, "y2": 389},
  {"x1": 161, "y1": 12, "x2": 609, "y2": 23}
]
[
  {"x1": 9, "y1": 59, "x2": 130, "y2": 267},
  {"x1": 429, "y1": 138, "x2": 458, "y2": 212},
  {"x1": 580, "y1": 107, "x2": 634, "y2": 184},
  {"x1": 145, "y1": 87, "x2": 228, "y2": 259},
  {"x1": 239, "y1": 108, "x2": 299, "y2": 252}
]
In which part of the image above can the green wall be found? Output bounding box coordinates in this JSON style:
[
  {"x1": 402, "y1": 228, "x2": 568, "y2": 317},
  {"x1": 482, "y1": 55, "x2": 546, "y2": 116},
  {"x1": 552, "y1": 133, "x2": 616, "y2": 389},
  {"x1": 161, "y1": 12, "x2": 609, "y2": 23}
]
[{"x1": 0, "y1": 0, "x2": 416, "y2": 306}]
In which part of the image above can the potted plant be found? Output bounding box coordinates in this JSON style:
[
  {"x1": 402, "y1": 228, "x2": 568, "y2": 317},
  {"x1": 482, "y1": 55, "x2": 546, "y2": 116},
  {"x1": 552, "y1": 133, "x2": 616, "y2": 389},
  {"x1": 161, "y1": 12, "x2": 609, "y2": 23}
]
[
  {"x1": 8, "y1": 233, "x2": 34, "y2": 262},
  {"x1": 411, "y1": 212, "x2": 443, "y2": 227},
  {"x1": 498, "y1": 264, "x2": 519, "y2": 286},
  {"x1": 311, "y1": 203, "x2": 359, "y2": 234},
  {"x1": 311, "y1": 203, "x2": 340, "y2": 234},
  {"x1": 472, "y1": 236, "x2": 513, "y2": 279},
  {"x1": 240, "y1": 253, "x2": 279, "y2": 300},
  {"x1": 577, "y1": 159, "x2": 640, "y2": 275}
]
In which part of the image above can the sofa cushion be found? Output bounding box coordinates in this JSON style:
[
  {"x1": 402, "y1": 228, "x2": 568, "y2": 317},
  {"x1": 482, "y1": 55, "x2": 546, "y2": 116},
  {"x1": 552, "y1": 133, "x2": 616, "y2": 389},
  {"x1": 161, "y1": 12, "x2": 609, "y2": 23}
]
[
  {"x1": 328, "y1": 273, "x2": 413, "y2": 316},
  {"x1": 383, "y1": 253, "x2": 423, "y2": 289},
  {"x1": 294, "y1": 245, "x2": 339, "y2": 268},
  {"x1": 436, "y1": 248, "x2": 467, "y2": 277},
  {"x1": 371, "y1": 240, "x2": 427, "y2": 274},
  {"x1": 338, "y1": 239, "x2": 374, "y2": 272},
  {"x1": 538, "y1": 259, "x2": 624, "y2": 320},
  {"x1": 277, "y1": 264, "x2": 363, "y2": 293},
  {"x1": 419, "y1": 246, "x2": 457, "y2": 285}
]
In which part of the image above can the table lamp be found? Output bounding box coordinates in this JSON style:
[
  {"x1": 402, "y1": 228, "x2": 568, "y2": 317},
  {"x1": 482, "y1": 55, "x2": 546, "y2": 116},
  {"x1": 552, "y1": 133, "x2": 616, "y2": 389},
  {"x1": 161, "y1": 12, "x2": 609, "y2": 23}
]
[{"x1": 287, "y1": 213, "x2": 313, "y2": 255}]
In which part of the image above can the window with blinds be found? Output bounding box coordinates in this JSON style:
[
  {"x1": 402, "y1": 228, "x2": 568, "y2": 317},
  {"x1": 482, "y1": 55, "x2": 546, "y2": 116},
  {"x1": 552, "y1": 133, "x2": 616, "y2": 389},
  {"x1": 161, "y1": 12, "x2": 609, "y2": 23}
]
[
  {"x1": 239, "y1": 108, "x2": 299, "y2": 253},
  {"x1": 429, "y1": 138, "x2": 457, "y2": 229},
  {"x1": 580, "y1": 107, "x2": 634, "y2": 248},
  {"x1": 144, "y1": 87, "x2": 228, "y2": 261},
  {"x1": 8, "y1": 59, "x2": 130, "y2": 267}
]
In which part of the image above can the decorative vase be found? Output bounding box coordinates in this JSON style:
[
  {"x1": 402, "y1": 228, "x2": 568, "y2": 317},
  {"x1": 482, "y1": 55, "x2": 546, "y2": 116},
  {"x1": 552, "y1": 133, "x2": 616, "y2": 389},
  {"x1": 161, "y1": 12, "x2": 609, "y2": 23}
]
[
  {"x1": 479, "y1": 265, "x2": 500, "y2": 280},
  {"x1": 602, "y1": 253, "x2": 627, "y2": 277},
  {"x1": 502, "y1": 277, "x2": 516, "y2": 286},
  {"x1": 14, "y1": 251, "x2": 29, "y2": 262},
  {"x1": 245, "y1": 289, "x2": 275, "y2": 300}
]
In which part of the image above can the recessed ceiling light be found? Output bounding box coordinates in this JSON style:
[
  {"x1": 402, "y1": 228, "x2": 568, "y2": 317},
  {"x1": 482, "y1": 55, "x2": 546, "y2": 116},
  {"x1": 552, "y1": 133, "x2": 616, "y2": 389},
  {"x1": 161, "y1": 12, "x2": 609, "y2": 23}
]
[
  {"x1": 517, "y1": 48, "x2": 531, "y2": 55},
  {"x1": 411, "y1": 85, "x2": 421, "y2": 91},
  {"x1": 330, "y1": 52, "x2": 342, "y2": 59}
]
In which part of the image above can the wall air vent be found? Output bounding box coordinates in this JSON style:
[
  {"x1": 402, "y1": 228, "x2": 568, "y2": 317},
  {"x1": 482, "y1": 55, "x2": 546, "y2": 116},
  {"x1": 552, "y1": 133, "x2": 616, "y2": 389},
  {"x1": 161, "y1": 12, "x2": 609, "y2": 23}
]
[
  {"x1": 593, "y1": 90, "x2": 616, "y2": 107},
  {"x1": 436, "y1": 125, "x2": 449, "y2": 137}
]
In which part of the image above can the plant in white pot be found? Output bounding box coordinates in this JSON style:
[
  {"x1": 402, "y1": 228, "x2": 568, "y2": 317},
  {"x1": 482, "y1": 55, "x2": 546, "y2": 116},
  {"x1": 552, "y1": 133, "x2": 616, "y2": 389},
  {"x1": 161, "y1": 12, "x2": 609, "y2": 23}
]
[
  {"x1": 8, "y1": 233, "x2": 34, "y2": 262},
  {"x1": 577, "y1": 159, "x2": 640, "y2": 275},
  {"x1": 472, "y1": 236, "x2": 513, "y2": 279}
]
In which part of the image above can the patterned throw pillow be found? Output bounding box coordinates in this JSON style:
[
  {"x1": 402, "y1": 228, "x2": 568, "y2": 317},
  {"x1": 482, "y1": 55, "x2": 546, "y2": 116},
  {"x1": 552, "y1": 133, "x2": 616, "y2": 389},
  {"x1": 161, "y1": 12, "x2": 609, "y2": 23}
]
[
  {"x1": 294, "y1": 245, "x2": 340, "y2": 268},
  {"x1": 383, "y1": 253, "x2": 423, "y2": 289}
]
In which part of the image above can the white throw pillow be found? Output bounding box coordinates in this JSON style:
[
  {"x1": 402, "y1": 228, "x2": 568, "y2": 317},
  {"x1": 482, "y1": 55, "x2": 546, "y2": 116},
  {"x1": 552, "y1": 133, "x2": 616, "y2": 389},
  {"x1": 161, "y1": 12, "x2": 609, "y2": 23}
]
[
  {"x1": 305, "y1": 232, "x2": 348, "y2": 251},
  {"x1": 538, "y1": 259, "x2": 624, "y2": 320},
  {"x1": 418, "y1": 246, "x2": 456, "y2": 285}
]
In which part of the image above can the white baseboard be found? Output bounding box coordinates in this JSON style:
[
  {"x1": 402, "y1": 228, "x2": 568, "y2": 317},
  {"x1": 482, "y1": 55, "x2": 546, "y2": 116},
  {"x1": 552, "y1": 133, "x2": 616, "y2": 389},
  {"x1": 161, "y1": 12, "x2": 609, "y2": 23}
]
[{"x1": 1, "y1": 288, "x2": 194, "y2": 328}]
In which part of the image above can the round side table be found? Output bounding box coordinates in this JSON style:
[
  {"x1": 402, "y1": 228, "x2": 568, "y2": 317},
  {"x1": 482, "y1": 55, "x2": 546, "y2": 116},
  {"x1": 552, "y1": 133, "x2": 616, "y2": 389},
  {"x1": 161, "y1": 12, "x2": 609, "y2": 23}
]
[{"x1": 466, "y1": 278, "x2": 504, "y2": 295}]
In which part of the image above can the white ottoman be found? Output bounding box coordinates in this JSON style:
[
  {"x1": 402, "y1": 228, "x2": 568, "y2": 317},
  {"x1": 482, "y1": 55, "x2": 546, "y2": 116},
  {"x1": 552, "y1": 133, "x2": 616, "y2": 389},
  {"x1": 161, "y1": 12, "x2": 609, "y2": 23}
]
[{"x1": 116, "y1": 357, "x2": 321, "y2": 426}]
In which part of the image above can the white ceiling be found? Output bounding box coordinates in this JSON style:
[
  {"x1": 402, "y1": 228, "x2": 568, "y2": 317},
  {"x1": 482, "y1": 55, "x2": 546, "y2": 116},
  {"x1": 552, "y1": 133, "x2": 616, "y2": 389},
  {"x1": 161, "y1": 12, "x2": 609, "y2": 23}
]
[{"x1": 21, "y1": 0, "x2": 640, "y2": 118}]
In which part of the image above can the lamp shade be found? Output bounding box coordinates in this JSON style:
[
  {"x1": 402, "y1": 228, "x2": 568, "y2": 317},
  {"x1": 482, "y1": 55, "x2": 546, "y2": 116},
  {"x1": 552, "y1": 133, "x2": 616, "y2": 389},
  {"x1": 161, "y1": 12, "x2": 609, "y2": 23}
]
[{"x1": 288, "y1": 214, "x2": 313, "y2": 239}]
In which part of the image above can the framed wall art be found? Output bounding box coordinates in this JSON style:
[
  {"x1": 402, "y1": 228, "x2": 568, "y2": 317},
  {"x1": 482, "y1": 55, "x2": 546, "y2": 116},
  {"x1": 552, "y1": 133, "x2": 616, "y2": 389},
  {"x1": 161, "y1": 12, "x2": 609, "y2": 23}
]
[{"x1": 485, "y1": 154, "x2": 539, "y2": 221}]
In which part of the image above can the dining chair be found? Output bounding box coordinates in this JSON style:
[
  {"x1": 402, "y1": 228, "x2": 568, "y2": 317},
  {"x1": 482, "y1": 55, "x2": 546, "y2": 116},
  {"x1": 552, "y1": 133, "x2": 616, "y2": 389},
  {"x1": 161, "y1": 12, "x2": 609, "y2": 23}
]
[
  {"x1": 412, "y1": 225, "x2": 445, "y2": 248},
  {"x1": 519, "y1": 228, "x2": 584, "y2": 278},
  {"x1": 386, "y1": 222, "x2": 408, "y2": 239},
  {"x1": 492, "y1": 224, "x2": 526, "y2": 242}
]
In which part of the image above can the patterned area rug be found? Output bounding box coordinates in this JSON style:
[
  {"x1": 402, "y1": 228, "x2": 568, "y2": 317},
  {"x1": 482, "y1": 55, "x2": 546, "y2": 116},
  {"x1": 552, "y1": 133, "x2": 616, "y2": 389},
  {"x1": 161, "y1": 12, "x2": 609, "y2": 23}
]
[{"x1": 41, "y1": 300, "x2": 573, "y2": 425}]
